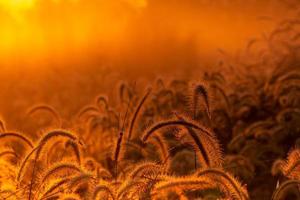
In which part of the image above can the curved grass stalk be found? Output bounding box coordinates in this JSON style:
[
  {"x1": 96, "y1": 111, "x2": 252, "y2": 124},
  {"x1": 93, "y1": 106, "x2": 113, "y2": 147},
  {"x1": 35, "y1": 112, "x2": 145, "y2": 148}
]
[
  {"x1": 41, "y1": 163, "x2": 82, "y2": 184},
  {"x1": 93, "y1": 182, "x2": 116, "y2": 200},
  {"x1": 272, "y1": 180, "x2": 300, "y2": 200},
  {"x1": 27, "y1": 104, "x2": 61, "y2": 127},
  {"x1": 127, "y1": 88, "x2": 152, "y2": 141},
  {"x1": 141, "y1": 118, "x2": 213, "y2": 143},
  {"x1": 0, "y1": 132, "x2": 33, "y2": 148},
  {"x1": 153, "y1": 176, "x2": 215, "y2": 197},
  {"x1": 191, "y1": 83, "x2": 211, "y2": 119},
  {"x1": 195, "y1": 168, "x2": 249, "y2": 200},
  {"x1": 28, "y1": 130, "x2": 80, "y2": 200}
]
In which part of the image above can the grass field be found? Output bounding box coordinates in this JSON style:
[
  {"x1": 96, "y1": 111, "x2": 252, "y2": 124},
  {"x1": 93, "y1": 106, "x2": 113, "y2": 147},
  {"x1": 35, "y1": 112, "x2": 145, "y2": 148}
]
[{"x1": 0, "y1": 1, "x2": 299, "y2": 199}]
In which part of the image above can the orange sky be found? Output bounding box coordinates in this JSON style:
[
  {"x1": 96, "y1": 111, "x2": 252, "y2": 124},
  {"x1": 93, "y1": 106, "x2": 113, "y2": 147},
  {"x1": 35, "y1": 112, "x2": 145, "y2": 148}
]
[
  {"x1": 0, "y1": 0, "x2": 299, "y2": 128},
  {"x1": 0, "y1": 0, "x2": 296, "y2": 73}
]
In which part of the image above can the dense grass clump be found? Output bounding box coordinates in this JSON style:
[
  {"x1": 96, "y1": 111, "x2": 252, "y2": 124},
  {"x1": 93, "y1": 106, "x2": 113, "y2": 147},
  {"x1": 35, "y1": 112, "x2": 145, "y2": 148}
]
[{"x1": 0, "y1": 9, "x2": 300, "y2": 200}]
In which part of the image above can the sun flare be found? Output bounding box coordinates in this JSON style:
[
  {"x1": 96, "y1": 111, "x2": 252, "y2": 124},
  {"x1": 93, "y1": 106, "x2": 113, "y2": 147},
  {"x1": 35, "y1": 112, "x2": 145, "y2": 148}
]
[
  {"x1": 0, "y1": 0, "x2": 36, "y2": 21},
  {"x1": 0, "y1": 0, "x2": 35, "y2": 11}
]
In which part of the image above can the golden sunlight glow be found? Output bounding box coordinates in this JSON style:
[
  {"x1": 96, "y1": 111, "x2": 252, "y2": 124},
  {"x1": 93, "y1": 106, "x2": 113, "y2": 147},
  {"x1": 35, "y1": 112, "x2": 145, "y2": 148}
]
[
  {"x1": 0, "y1": 2, "x2": 299, "y2": 199},
  {"x1": 0, "y1": 0, "x2": 35, "y2": 12},
  {"x1": 0, "y1": 0, "x2": 292, "y2": 71},
  {"x1": 124, "y1": 0, "x2": 147, "y2": 9}
]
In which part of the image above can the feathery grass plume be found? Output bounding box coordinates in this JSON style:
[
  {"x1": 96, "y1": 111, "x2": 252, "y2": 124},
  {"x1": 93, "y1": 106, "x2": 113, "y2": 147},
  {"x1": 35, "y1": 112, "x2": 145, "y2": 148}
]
[
  {"x1": 28, "y1": 130, "x2": 80, "y2": 200},
  {"x1": 170, "y1": 79, "x2": 187, "y2": 90},
  {"x1": 93, "y1": 181, "x2": 116, "y2": 200},
  {"x1": 39, "y1": 177, "x2": 72, "y2": 199},
  {"x1": 46, "y1": 140, "x2": 64, "y2": 164},
  {"x1": 107, "y1": 108, "x2": 120, "y2": 129},
  {"x1": 84, "y1": 157, "x2": 102, "y2": 172},
  {"x1": 278, "y1": 93, "x2": 297, "y2": 108},
  {"x1": 243, "y1": 120, "x2": 275, "y2": 138},
  {"x1": 117, "y1": 180, "x2": 145, "y2": 199},
  {"x1": 34, "y1": 166, "x2": 82, "y2": 200},
  {"x1": 65, "y1": 140, "x2": 82, "y2": 166},
  {"x1": 176, "y1": 128, "x2": 207, "y2": 171},
  {"x1": 77, "y1": 105, "x2": 100, "y2": 121},
  {"x1": 149, "y1": 134, "x2": 168, "y2": 164},
  {"x1": 273, "y1": 79, "x2": 300, "y2": 99},
  {"x1": 153, "y1": 176, "x2": 215, "y2": 197},
  {"x1": 276, "y1": 108, "x2": 300, "y2": 125},
  {"x1": 95, "y1": 95, "x2": 109, "y2": 111},
  {"x1": 0, "y1": 149, "x2": 19, "y2": 160},
  {"x1": 129, "y1": 161, "x2": 162, "y2": 179},
  {"x1": 195, "y1": 168, "x2": 249, "y2": 200},
  {"x1": 96, "y1": 167, "x2": 112, "y2": 180},
  {"x1": 271, "y1": 180, "x2": 300, "y2": 200},
  {"x1": 84, "y1": 117, "x2": 102, "y2": 141},
  {"x1": 141, "y1": 116, "x2": 223, "y2": 168},
  {"x1": 227, "y1": 133, "x2": 247, "y2": 152},
  {"x1": 27, "y1": 104, "x2": 62, "y2": 127},
  {"x1": 238, "y1": 93, "x2": 258, "y2": 107},
  {"x1": 27, "y1": 129, "x2": 81, "y2": 169},
  {"x1": 271, "y1": 159, "x2": 285, "y2": 176},
  {"x1": 41, "y1": 163, "x2": 82, "y2": 184},
  {"x1": 0, "y1": 190, "x2": 20, "y2": 200},
  {"x1": 17, "y1": 146, "x2": 39, "y2": 181},
  {"x1": 124, "y1": 140, "x2": 149, "y2": 158},
  {"x1": 37, "y1": 129, "x2": 80, "y2": 150},
  {"x1": 210, "y1": 72, "x2": 226, "y2": 84},
  {"x1": 190, "y1": 82, "x2": 211, "y2": 119},
  {"x1": 0, "y1": 132, "x2": 33, "y2": 148},
  {"x1": 268, "y1": 64, "x2": 297, "y2": 87},
  {"x1": 141, "y1": 118, "x2": 214, "y2": 143},
  {"x1": 0, "y1": 189, "x2": 17, "y2": 199},
  {"x1": 68, "y1": 172, "x2": 96, "y2": 192},
  {"x1": 176, "y1": 114, "x2": 223, "y2": 168},
  {"x1": 155, "y1": 89, "x2": 174, "y2": 105},
  {"x1": 210, "y1": 83, "x2": 232, "y2": 114},
  {"x1": 279, "y1": 148, "x2": 300, "y2": 179},
  {"x1": 119, "y1": 82, "x2": 134, "y2": 104},
  {"x1": 277, "y1": 70, "x2": 300, "y2": 83},
  {"x1": 127, "y1": 87, "x2": 152, "y2": 141}
]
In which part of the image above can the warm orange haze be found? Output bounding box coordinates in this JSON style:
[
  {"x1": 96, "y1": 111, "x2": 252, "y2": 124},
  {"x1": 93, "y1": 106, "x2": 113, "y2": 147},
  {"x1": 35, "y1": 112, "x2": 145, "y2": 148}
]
[
  {"x1": 0, "y1": 0, "x2": 292, "y2": 69},
  {"x1": 0, "y1": 0, "x2": 300, "y2": 200}
]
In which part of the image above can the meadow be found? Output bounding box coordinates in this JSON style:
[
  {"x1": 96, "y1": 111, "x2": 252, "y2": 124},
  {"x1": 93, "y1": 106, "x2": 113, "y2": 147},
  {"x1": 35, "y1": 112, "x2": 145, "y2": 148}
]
[{"x1": 0, "y1": 1, "x2": 300, "y2": 200}]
